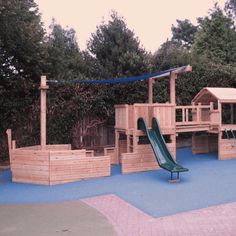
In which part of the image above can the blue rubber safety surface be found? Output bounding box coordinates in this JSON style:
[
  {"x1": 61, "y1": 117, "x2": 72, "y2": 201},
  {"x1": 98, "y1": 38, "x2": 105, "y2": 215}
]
[{"x1": 1, "y1": 148, "x2": 236, "y2": 217}]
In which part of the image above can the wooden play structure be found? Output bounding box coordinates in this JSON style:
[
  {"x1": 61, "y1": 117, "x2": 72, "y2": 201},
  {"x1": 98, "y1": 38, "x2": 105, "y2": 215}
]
[
  {"x1": 115, "y1": 75, "x2": 236, "y2": 175},
  {"x1": 6, "y1": 76, "x2": 110, "y2": 185},
  {"x1": 6, "y1": 65, "x2": 236, "y2": 185}
]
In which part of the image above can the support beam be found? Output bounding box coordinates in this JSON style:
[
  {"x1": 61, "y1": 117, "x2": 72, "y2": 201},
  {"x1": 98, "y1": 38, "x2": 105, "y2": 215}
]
[
  {"x1": 40, "y1": 76, "x2": 48, "y2": 150},
  {"x1": 151, "y1": 65, "x2": 192, "y2": 80},
  {"x1": 148, "y1": 78, "x2": 153, "y2": 104},
  {"x1": 170, "y1": 72, "x2": 177, "y2": 104}
]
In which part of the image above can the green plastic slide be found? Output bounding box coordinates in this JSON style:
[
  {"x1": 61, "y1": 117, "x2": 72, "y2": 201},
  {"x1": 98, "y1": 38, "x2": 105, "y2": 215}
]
[{"x1": 138, "y1": 117, "x2": 188, "y2": 180}]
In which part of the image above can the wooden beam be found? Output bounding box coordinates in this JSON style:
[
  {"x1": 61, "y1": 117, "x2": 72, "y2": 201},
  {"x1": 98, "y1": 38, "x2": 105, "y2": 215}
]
[
  {"x1": 40, "y1": 76, "x2": 48, "y2": 150},
  {"x1": 151, "y1": 65, "x2": 192, "y2": 80},
  {"x1": 170, "y1": 72, "x2": 177, "y2": 104},
  {"x1": 172, "y1": 65, "x2": 192, "y2": 74},
  {"x1": 148, "y1": 78, "x2": 153, "y2": 104}
]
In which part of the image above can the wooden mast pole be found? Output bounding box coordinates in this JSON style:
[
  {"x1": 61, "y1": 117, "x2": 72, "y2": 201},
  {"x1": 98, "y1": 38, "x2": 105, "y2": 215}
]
[
  {"x1": 40, "y1": 76, "x2": 48, "y2": 150},
  {"x1": 148, "y1": 78, "x2": 153, "y2": 104}
]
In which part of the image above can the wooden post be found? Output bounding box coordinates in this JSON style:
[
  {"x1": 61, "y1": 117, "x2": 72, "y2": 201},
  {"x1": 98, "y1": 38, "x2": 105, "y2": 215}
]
[
  {"x1": 218, "y1": 101, "x2": 222, "y2": 160},
  {"x1": 12, "y1": 140, "x2": 16, "y2": 150},
  {"x1": 218, "y1": 101, "x2": 222, "y2": 125},
  {"x1": 6, "y1": 129, "x2": 12, "y2": 163},
  {"x1": 231, "y1": 104, "x2": 234, "y2": 124},
  {"x1": 115, "y1": 130, "x2": 119, "y2": 163},
  {"x1": 182, "y1": 108, "x2": 185, "y2": 123},
  {"x1": 6, "y1": 129, "x2": 12, "y2": 151},
  {"x1": 197, "y1": 102, "x2": 201, "y2": 123},
  {"x1": 133, "y1": 105, "x2": 138, "y2": 152},
  {"x1": 148, "y1": 78, "x2": 153, "y2": 104},
  {"x1": 170, "y1": 72, "x2": 177, "y2": 104},
  {"x1": 40, "y1": 76, "x2": 48, "y2": 150}
]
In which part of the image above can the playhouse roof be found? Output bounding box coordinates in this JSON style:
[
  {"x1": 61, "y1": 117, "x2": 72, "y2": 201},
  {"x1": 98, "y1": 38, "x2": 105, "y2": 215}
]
[{"x1": 192, "y1": 87, "x2": 236, "y2": 103}]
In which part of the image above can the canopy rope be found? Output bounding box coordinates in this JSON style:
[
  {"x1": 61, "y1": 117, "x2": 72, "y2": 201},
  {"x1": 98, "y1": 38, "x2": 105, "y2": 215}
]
[{"x1": 47, "y1": 66, "x2": 187, "y2": 84}]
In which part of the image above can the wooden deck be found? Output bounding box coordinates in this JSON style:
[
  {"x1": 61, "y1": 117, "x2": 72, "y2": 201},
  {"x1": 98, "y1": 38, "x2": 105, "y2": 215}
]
[{"x1": 176, "y1": 124, "x2": 210, "y2": 133}]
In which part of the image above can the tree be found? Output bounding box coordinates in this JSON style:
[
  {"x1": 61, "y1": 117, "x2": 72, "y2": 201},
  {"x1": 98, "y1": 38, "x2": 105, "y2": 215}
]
[
  {"x1": 86, "y1": 11, "x2": 154, "y2": 109},
  {"x1": 192, "y1": 6, "x2": 236, "y2": 63},
  {"x1": 87, "y1": 11, "x2": 152, "y2": 78},
  {"x1": 46, "y1": 20, "x2": 85, "y2": 81},
  {"x1": 225, "y1": 0, "x2": 236, "y2": 19},
  {"x1": 152, "y1": 40, "x2": 191, "y2": 103},
  {"x1": 0, "y1": 0, "x2": 47, "y2": 80},
  {"x1": 153, "y1": 40, "x2": 190, "y2": 70},
  {"x1": 0, "y1": 0, "x2": 47, "y2": 160},
  {"x1": 171, "y1": 19, "x2": 198, "y2": 49}
]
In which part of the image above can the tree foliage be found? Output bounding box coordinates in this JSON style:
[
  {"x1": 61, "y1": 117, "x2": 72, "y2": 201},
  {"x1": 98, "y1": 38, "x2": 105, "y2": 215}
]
[
  {"x1": 0, "y1": 0, "x2": 46, "y2": 80},
  {"x1": 87, "y1": 11, "x2": 152, "y2": 78},
  {"x1": 171, "y1": 19, "x2": 198, "y2": 49},
  {"x1": 225, "y1": 0, "x2": 236, "y2": 19},
  {"x1": 86, "y1": 11, "x2": 153, "y2": 108},
  {"x1": 46, "y1": 20, "x2": 85, "y2": 81},
  {"x1": 0, "y1": 0, "x2": 48, "y2": 160},
  {"x1": 193, "y1": 6, "x2": 236, "y2": 63}
]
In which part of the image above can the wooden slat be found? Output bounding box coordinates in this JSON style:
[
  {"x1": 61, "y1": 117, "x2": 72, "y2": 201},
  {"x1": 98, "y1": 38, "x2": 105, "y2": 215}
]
[
  {"x1": 121, "y1": 143, "x2": 175, "y2": 174},
  {"x1": 11, "y1": 148, "x2": 111, "y2": 185}
]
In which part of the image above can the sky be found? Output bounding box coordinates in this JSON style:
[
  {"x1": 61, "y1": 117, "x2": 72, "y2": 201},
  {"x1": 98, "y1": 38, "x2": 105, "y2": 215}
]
[{"x1": 35, "y1": 0, "x2": 227, "y2": 53}]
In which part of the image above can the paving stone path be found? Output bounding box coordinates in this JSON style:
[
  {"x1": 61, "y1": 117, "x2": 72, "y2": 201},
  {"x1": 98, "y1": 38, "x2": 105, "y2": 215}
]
[{"x1": 83, "y1": 194, "x2": 236, "y2": 236}]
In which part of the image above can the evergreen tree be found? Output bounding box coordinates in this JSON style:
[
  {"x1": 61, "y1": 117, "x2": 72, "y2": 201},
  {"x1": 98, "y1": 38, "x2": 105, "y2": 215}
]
[
  {"x1": 47, "y1": 20, "x2": 85, "y2": 80},
  {"x1": 193, "y1": 6, "x2": 236, "y2": 63},
  {"x1": 0, "y1": 0, "x2": 46, "y2": 80},
  {"x1": 225, "y1": 0, "x2": 236, "y2": 19},
  {"x1": 87, "y1": 11, "x2": 152, "y2": 78},
  {"x1": 86, "y1": 11, "x2": 153, "y2": 107},
  {"x1": 0, "y1": 0, "x2": 47, "y2": 160},
  {"x1": 171, "y1": 19, "x2": 198, "y2": 49}
]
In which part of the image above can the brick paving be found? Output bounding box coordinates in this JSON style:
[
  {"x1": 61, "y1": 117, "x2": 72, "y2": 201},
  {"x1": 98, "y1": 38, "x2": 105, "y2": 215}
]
[{"x1": 83, "y1": 194, "x2": 236, "y2": 236}]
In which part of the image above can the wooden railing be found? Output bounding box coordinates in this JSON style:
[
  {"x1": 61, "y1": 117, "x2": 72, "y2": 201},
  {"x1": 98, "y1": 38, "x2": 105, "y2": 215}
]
[
  {"x1": 176, "y1": 104, "x2": 211, "y2": 125},
  {"x1": 115, "y1": 102, "x2": 221, "y2": 131},
  {"x1": 115, "y1": 103, "x2": 175, "y2": 131}
]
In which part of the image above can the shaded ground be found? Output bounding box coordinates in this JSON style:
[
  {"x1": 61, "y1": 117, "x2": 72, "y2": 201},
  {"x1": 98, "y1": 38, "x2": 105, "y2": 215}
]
[{"x1": 0, "y1": 201, "x2": 116, "y2": 236}]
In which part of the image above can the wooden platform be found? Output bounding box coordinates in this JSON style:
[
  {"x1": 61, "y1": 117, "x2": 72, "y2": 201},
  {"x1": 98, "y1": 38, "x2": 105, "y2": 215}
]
[{"x1": 176, "y1": 124, "x2": 210, "y2": 133}]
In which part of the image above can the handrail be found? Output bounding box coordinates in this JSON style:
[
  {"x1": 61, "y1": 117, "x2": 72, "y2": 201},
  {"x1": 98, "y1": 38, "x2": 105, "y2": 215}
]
[{"x1": 176, "y1": 104, "x2": 212, "y2": 125}]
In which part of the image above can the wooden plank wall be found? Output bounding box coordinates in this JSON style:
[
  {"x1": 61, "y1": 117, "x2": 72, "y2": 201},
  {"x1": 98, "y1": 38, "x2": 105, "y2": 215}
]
[
  {"x1": 115, "y1": 105, "x2": 129, "y2": 129},
  {"x1": 219, "y1": 138, "x2": 236, "y2": 160},
  {"x1": 208, "y1": 135, "x2": 218, "y2": 153},
  {"x1": 49, "y1": 150, "x2": 110, "y2": 185},
  {"x1": 192, "y1": 134, "x2": 209, "y2": 154},
  {"x1": 210, "y1": 111, "x2": 220, "y2": 125},
  {"x1": 11, "y1": 147, "x2": 111, "y2": 185},
  {"x1": 119, "y1": 140, "x2": 127, "y2": 163},
  {"x1": 17, "y1": 144, "x2": 72, "y2": 151},
  {"x1": 192, "y1": 134, "x2": 218, "y2": 155},
  {"x1": 11, "y1": 149, "x2": 50, "y2": 185},
  {"x1": 104, "y1": 147, "x2": 118, "y2": 164},
  {"x1": 152, "y1": 105, "x2": 174, "y2": 128},
  {"x1": 121, "y1": 143, "x2": 176, "y2": 174}
]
